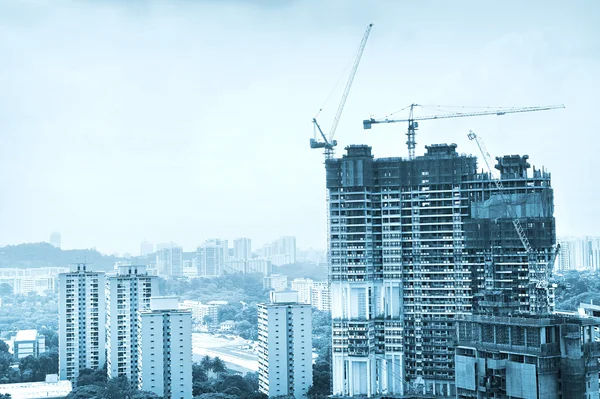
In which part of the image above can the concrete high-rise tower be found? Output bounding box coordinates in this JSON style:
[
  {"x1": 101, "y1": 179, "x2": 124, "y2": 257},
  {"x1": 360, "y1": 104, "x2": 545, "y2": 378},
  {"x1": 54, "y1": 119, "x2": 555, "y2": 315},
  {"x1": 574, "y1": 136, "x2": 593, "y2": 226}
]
[
  {"x1": 233, "y1": 238, "x2": 252, "y2": 261},
  {"x1": 196, "y1": 239, "x2": 228, "y2": 277},
  {"x1": 325, "y1": 144, "x2": 555, "y2": 396},
  {"x1": 58, "y1": 264, "x2": 105, "y2": 385},
  {"x1": 106, "y1": 265, "x2": 158, "y2": 386},
  {"x1": 138, "y1": 297, "x2": 192, "y2": 399},
  {"x1": 258, "y1": 290, "x2": 312, "y2": 398}
]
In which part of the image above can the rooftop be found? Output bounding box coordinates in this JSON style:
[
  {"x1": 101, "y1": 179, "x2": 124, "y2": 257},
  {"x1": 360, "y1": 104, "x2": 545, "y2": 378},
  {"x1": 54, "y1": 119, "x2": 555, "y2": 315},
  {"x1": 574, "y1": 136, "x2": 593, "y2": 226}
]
[
  {"x1": 0, "y1": 378, "x2": 72, "y2": 399},
  {"x1": 15, "y1": 330, "x2": 37, "y2": 342}
]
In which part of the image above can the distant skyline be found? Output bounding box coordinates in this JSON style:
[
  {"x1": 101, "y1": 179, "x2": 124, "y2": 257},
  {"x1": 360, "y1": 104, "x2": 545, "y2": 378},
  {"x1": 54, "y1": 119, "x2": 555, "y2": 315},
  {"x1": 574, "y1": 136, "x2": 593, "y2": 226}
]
[{"x1": 1, "y1": 0, "x2": 598, "y2": 254}]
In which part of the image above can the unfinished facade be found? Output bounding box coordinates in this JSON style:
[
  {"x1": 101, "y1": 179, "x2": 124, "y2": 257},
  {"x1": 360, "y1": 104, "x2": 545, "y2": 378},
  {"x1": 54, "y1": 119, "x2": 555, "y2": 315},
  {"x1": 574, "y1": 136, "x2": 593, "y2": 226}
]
[
  {"x1": 325, "y1": 144, "x2": 555, "y2": 397},
  {"x1": 455, "y1": 314, "x2": 600, "y2": 399}
]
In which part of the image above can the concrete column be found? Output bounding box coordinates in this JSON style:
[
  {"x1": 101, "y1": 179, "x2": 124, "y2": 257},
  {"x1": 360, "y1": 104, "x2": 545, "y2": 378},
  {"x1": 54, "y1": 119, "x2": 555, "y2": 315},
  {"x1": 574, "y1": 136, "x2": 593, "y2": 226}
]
[{"x1": 367, "y1": 358, "x2": 372, "y2": 397}]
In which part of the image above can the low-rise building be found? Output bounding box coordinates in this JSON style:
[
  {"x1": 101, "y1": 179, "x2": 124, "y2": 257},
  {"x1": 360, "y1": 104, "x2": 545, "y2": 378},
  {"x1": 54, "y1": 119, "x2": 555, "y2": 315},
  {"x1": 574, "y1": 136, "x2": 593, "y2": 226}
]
[
  {"x1": 291, "y1": 278, "x2": 313, "y2": 305},
  {"x1": 263, "y1": 274, "x2": 288, "y2": 291},
  {"x1": 0, "y1": 374, "x2": 71, "y2": 399},
  {"x1": 179, "y1": 300, "x2": 220, "y2": 325},
  {"x1": 12, "y1": 330, "x2": 45, "y2": 359},
  {"x1": 219, "y1": 320, "x2": 236, "y2": 331},
  {"x1": 311, "y1": 281, "x2": 331, "y2": 312}
]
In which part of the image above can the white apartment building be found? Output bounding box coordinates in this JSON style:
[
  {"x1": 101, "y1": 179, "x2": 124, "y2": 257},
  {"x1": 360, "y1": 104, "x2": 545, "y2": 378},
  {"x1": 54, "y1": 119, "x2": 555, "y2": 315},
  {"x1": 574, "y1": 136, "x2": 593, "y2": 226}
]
[
  {"x1": 0, "y1": 267, "x2": 68, "y2": 296},
  {"x1": 291, "y1": 278, "x2": 314, "y2": 305},
  {"x1": 263, "y1": 274, "x2": 288, "y2": 291},
  {"x1": 196, "y1": 239, "x2": 228, "y2": 277},
  {"x1": 179, "y1": 300, "x2": 220, "y2": 325},
  {"x1": 556, "y1": 236, "x2": 600, "y2": 271},
  {"x1": 311, "y1": 281, "x2": 331, "y2": 312},
  {"x1": 258, "y1": 290, "x2": 312, "y2": 398},
  {"x1": 106, "y1": 265, "x2": 158, "y2": 385},
  {"x1": 58, "y1": 264, "x2": 105, "y2": 385},
  {"x1": 12, "y1": 330, "x2": 45, "y2": 359},
  {"x1": 233, "y1": 238, "x2": 252, "y2": 261},
  {"x1": 156, "y1": 245, "x2": 184, "y2": 277},
  {"x1": 262, "y1": 236, "x2": 297, "y2": 266},
  {"x1": 140, "y1": 240, "x2": 154, "y2": 257},
  {"x1": 138, "y1": 297, "x2": 192, "y2": 399},
  {"x1": 224, "y1": 259, "x2": 272, "y2": 276}
]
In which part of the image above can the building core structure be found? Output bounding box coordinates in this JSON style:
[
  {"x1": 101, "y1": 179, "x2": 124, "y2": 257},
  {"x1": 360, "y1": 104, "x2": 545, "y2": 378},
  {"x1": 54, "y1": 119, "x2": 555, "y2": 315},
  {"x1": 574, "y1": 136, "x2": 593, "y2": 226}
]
[{"x1": 325, "y1": 144, "x2": 556, "y2": 397}]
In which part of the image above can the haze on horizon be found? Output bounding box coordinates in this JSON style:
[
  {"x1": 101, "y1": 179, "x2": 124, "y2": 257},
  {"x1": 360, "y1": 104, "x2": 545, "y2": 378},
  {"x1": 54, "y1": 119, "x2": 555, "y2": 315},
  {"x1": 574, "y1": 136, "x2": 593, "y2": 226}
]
[{"x1": 1, "y1": 0, "x2": 598, "y2": 255}]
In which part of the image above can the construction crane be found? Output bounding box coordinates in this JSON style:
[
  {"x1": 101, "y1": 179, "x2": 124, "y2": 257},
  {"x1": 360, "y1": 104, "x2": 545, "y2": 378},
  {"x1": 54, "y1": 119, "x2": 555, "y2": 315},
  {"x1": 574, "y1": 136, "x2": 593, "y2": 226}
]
[
  {"x1": 364, "y1": 104, "x2": 565, "y2": 159},
  {"x1": 467, "y1": 130, "x2": 556, "y2": 313},
  {"x1": 310, "y1": 23, "x2": 373, "y2": 159}
]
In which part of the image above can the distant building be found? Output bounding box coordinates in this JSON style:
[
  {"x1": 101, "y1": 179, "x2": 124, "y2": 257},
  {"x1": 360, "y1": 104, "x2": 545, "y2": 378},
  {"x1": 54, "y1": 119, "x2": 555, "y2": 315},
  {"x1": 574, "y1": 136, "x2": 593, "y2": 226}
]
[
  {"x1": 0, "y1": 267, "x2": 67, "y2": 296},
  {"x1": 263, "y1": 274, "x2": 288, "y2": 291},
  {"x1": 455, "y1": 313, "x2": 600, "y2": 399},
  {"x1": 156, "y1": 244, "x2": 183, "y2": 277},
  {"x1": 291, "y1": 278, "x2": 314, "y2": 305},
  {"x1": 196, "y1": 239, "x2": 228, "y2": 277},
  {"x1": 0, "y1": 375, "x2": 72, "y2": 399},
  {"x1": 183, "y1": 260, "x2": 197, "y2": 278},
  {"x1": 106, "y1": 265, "x2": 158, "y2": 386},
  {"x1": 219, "y1": 320, "x2": 236, "y2": 331},
  {"x1": 224, "y1": 258, "x2": 272, "y2": 276},
  {"x1": 234, "y1": 238, "x2": 252, "y2": 261},
  {"x1": 311, "y1": 281, "x2": 331, "y2": 312},
  {"x1": 179, "y1": 300, "x2": 221, "y2": 325},
  {"x1": 140, "y1": 240, "x2": 154, "y2": 257},
  {"x1": 138, "y1": 297, "x2": 192, "y2": 399},
  {"x1": 556, "y1": 236, "x2": 600, "y2": 271},
  {"x1": 49, "y1": 232, "x2": 61, "y2": 249},
  {"x1": 58, "y1": 264, "x2": 105, "y2": 385},
  {"x1": 258, "y1": 290, "x2": 312, "y2": 398},
  {"x1": 12, "y1": 330, "x2": 45, "y2": 359},
  {"x1": 261, "y1": 236, "x2": 297, "y2": 266}
]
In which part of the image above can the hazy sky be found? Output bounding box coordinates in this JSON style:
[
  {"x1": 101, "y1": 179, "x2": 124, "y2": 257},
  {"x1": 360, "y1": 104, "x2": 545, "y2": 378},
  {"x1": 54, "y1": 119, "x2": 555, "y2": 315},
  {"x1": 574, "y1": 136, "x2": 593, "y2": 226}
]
[{"x1": 1, "y1": 1, "x2": 598, "y2": 255}]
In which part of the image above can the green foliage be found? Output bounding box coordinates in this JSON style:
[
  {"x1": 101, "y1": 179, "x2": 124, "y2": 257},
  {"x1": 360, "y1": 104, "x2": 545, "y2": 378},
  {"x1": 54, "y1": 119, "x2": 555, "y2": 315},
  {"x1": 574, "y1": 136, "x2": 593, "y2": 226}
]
[
  {"x1": 161, "y1": 274, "x2": 267, "y2": 337},
  {"x1": 272, "y1": 262, "x2": 327, "y2": 281},
  {"x1": 554, "y1": 270, "x2": 600, "y2": 310},
  {"x1": 67, "y1": 375, "x2": 162, "y2": 399},
  {"x1": 0, "y1": 243, "x2": 120, "y2": 271},
  {"x1": 0, "y1": 341, "x2": 9, "y2": 354},
  {"x1": 0, "y1": 291, "x2": 59, "y2": 332},
  {"x1": 192, "y1": 356, "x2": 261, "y2": 399}
]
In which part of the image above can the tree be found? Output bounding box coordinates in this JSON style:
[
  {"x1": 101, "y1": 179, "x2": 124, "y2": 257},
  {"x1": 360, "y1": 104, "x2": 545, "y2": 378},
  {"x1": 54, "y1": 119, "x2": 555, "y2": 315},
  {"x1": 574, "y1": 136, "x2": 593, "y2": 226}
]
[
  {"x1": 66, "y1": 384, "x2": 105, "y2": 399},
  {"x1": 194, "y1": 393, "x2": 237, "y2": 399},
  {"x1": 211, "y1": 357, "x2": 226, "y2": 375},
  {"x1": 203, "y1": 315, "x2": 214, "y2": 326},
  {"x1": 0, "y1": 340, "x2": 9, "y2": 354},
  {"x1": 0, "y1": 284, "x2": 13, "y2": 296},
  {"x1": 200, "y1": 355, "x2": 212, "y2": 373},
  {"x1": 78, "y1": 368, "x2": 107, "y2": 386}
]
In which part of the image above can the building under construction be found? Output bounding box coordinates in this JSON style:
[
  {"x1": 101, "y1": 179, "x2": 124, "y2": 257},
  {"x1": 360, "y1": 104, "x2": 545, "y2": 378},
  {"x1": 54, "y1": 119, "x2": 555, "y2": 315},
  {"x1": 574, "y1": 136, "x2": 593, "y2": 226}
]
[
  {"x1": 455, "y1": 313, "x2": 600, "y2": 399},
  {"x1": 326, "y1": 143, "x2": 556, "y2": 397}
]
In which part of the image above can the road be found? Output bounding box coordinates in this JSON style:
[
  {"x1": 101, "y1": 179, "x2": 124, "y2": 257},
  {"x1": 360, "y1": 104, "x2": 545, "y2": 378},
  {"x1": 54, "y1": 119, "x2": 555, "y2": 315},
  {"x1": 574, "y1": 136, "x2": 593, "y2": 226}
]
[{"x1": 192, "y1": 332, "x2": 258, "y2": 374}]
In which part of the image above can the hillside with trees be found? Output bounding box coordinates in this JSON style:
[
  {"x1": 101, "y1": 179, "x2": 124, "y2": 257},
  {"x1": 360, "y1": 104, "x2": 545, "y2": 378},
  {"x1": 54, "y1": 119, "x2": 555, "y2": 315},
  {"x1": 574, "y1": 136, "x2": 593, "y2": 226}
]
[{"x1": 0, "y1": 243, "x2": 120, "y2": 271}]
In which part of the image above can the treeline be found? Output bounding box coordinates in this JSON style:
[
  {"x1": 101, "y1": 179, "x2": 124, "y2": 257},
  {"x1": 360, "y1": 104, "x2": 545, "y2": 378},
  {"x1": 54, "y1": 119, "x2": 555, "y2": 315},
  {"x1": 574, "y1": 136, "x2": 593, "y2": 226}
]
[
  {"x1": 0, "y1": 243, "x2": 119, "y2": 270},
  {"x1": 554, "y1": 270, "x2": 600, "y2": 310},
  {"x1": 0, "y1": 340, "x2": 58, "y2": 384},
  {"x1": 0, "y1": 288, "x2": 59, "y2": 332},
  {"x1": 160, "y1": 274, "x2": 267, "y2": 340}
]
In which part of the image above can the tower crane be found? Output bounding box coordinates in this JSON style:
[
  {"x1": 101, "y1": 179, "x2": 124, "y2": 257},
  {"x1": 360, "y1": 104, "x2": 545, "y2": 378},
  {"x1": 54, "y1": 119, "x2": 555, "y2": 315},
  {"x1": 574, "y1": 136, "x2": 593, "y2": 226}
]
[
  {"x1": 467, "y1": 130, "x2": 558, "y2": 314},
  {"x1": 310, "y1": 23, "x2": 373, "y2": 159},
  {"x1": 364, "y1": 104, "x2": 565, "y2": 159}
]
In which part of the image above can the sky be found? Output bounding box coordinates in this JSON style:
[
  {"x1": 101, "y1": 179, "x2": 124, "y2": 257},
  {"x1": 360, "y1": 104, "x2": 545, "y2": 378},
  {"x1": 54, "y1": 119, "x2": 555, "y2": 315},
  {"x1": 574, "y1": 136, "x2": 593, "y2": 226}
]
[{"x1": 0, "y1": 0, "x2": 598, "y2": 255}]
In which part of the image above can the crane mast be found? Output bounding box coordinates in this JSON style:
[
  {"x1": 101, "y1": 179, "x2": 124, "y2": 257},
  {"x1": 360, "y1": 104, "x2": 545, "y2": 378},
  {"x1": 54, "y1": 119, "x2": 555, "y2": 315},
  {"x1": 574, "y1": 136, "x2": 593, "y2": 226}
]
[
  {"x1": 364, "y1": 104, "x2": 565, "y2": 159},
  {"x1": 310, "y1": 23, "x2": 373, "y2": 159}
]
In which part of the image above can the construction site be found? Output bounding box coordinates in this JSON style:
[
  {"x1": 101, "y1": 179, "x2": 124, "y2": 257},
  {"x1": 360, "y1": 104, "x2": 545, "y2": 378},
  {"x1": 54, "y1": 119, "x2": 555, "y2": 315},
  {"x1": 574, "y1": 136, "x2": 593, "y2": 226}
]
[{"x1": 308, "y1": 23, "x2": 599, "y2": 399}]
